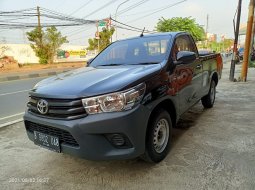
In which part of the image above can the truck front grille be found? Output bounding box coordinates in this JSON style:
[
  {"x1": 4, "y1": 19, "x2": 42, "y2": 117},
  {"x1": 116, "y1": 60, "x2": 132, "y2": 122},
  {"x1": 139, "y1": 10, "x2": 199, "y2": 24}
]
[
  {"x1": 27, "y1": 96, "x2": 87, "y2": 120},
  {"x1": 25, "y1": 121, "x2": 79, "y2": 147}
]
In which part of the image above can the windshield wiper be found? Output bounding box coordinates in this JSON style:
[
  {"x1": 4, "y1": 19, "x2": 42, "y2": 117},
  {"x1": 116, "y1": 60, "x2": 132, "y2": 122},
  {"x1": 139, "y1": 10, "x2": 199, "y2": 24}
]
[
  {"x1": 128, "y1": 62, "x2": 159, "y2": 65},
  {"x1": 96, "y1": 62, "x2": 159, "y2": 66},
  {"x1": 97, "y1": 63, "x2": 123, "y2": 66}
]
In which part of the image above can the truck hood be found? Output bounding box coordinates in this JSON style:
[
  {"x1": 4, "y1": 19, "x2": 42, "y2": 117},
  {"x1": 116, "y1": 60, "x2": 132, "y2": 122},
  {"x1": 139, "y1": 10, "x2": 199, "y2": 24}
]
[{"x1": 31, "y1": 64, "x2": 162, "y2": 99}]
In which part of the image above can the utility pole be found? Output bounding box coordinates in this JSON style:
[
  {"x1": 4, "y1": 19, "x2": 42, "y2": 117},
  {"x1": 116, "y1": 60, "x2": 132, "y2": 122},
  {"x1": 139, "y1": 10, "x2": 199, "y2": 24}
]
[
  {"x1": 205, "y1": 14, "x2": 209, "y2": 49},
  {"x1": 229, "y1": 0, "x2": 242, "y2": 81},
  {"x1": 115, "y1": 0, "x2": 129, "y2": 41},
  {"x1": 96, "y1": 21, "x2": 100, "y2": 53},
  {"x1": 222, "y1": 35, "x2": 225, "y2": 52},
  {"x1": 241, "y1": 0, "x2": 255, "y2": 81},
  {"x1": 37, "y1": 6, "x2": 42, "y2": 46},
  {"x1": 206, "y1": 14, "x2": 209, "y2": 34},
  {"x1": 250, "y1": 19, "x2": 255, "y2": 65},
  {"x1": 109, "y1": 15, "x2": 112, "y2": 43}
]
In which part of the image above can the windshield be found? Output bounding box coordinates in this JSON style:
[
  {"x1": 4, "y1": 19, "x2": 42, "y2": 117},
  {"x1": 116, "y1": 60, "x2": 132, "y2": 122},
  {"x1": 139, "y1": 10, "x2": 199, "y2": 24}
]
[{"x1": 90, "y1": 35, "x2": 171, "y2": 67}]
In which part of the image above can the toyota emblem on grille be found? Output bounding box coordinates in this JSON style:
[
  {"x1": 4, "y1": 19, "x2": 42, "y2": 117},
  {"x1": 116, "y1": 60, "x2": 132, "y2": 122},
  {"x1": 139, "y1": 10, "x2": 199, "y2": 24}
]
[{"x1": 37, "y1": 99, "x2": 48, "y2": 114}]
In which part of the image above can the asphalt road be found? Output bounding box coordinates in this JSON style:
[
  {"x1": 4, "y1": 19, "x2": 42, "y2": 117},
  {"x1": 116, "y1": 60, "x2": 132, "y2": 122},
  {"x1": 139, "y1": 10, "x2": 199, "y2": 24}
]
[{"x1": 0, "y1": 77, "x2": 46, "y2": 126}]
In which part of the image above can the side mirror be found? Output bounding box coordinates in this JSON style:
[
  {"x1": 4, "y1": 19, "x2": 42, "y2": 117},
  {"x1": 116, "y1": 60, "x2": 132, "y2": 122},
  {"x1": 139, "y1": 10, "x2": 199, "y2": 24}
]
[
  {"x1": 86, "y1": 58, "x2": 94, "y2": 67},
  {"x1": 176, "y1": 51, "x2": 196, "y2": 64}
]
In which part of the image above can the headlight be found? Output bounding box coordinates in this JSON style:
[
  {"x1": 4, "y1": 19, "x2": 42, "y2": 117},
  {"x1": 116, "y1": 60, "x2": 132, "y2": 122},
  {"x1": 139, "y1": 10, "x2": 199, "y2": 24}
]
[{"x1": 82, "y1": 83, "x2": 146, "y2": 114}]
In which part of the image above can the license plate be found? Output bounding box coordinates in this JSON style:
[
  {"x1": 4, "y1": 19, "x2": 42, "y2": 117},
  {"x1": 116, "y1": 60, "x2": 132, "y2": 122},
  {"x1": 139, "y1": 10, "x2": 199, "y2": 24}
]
[{"x1": 34, "y1": 131, "x2": 60, "y2": 153}]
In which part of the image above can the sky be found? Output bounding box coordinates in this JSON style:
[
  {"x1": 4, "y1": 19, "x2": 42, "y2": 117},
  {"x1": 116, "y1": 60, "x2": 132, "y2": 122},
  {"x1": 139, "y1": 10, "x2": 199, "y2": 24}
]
[{"x1": 0, "y1": 0, "x2": 250, "y2": 46}]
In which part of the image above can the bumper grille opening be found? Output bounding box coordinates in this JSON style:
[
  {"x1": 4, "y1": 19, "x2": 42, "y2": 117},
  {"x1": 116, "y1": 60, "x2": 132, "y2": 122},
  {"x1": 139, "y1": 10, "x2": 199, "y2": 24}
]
[
  {"x1": 105, "y1": 133, "x2": 133, "y2": 149},
  {"x1": 25, "y1": 121, "x2": 79, "y2": 147}
]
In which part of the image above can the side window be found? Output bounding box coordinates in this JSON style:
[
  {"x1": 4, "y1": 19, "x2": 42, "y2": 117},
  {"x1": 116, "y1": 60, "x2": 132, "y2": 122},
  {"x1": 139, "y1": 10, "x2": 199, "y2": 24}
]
[{"x1": 171, "y1": 35, "x2": 197, "y2": 61}]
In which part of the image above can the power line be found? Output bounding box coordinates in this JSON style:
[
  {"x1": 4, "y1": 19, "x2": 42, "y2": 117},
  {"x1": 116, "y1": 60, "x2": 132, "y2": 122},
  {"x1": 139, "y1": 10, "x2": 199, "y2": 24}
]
[
  {"x1": 52, "y1": 0, "x2": 118, "y2": 36},
  {"x1": 0, "y1": 7, "x2": 36, "y2": 14},
  {"x1": 116, "y1": 0, "x2": 150, "y2": 16},
  {"x1": 117, "y1": 2, "x2": 184, "y2": 17},
  {"x1": 68, "y1": 0, "x2": 93, "y2": 16},
  {"x1": 39, "y1": 8, "x2": 97, "y2": 23},
  {"x1": 112, "y1": 24, "x2": 154, "y2": 33},
  {"x1": 111, "y1": 0, "x2": 185, "y2": 39},
  {"x1": 66, "y1": 27, "x2": 94, "y2": 37},
  {"x1": 127, "y1": 0, "x2": 187, "y2": 23},
  {"x1": 0, "y1": 16, "x2": 34, "y2": 22},
  {"x1": 111, "y1": 18, "x2": 156, "y2": 33},
  {"x1": 0, "y1": 1, "x2": 187, "y2": 44},
  {"x1": 54, "y1": 0, "x2": 67, "y2": 10},
  {"x1": 57, "y1": 1, "x2": 93, "y2": 33},
  {"x1": 0, "y1": 14, "x2": 37, "y2": 17},
  {"x1": 0, "y1": 7, "x2": 99, "y2": 29},
  {"x1": 82, "y1": 0, "x2": 118, "y2": 19}
]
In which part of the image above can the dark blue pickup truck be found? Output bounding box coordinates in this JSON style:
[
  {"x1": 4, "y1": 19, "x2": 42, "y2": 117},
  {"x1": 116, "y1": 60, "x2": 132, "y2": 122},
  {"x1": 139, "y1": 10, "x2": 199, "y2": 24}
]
[{"x1": 24, "y1": 32, "x2": 223, "y2": 163}]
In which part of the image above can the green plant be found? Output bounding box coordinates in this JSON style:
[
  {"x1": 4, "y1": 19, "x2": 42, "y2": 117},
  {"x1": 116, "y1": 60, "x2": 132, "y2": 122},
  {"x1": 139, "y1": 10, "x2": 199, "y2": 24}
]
[
  {"x1": 87, "y1": 27, "x2": 115, "y2": 52},
  {"x1": 27, "y1": 26, "x2": 68, "y2": 64}
]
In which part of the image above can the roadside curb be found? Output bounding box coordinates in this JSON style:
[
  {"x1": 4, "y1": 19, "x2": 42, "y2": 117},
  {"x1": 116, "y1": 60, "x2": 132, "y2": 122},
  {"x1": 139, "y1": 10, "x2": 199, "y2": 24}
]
[
  {"x1": 0, "y1": 118, "x2": 23, "y2": 129},
  {"x1": 0, "y1": 69, "x2": 73, "y2": 82}
]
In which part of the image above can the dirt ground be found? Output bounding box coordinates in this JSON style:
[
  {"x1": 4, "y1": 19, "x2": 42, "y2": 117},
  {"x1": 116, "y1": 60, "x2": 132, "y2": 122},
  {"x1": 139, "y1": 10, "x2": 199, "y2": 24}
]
[
  {"x1": 0, "y1": 63, "x2": 255, "y2": 190},
  {"x1": 0, "y1": 62, "x2": 85, "y2": 73}
]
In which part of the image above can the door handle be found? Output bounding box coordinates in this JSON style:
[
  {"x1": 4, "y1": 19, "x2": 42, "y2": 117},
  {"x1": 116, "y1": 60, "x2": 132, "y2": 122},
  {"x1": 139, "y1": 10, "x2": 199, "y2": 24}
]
[{"x1": 196, "y1": 64, "x2": 202, "y2": 69}]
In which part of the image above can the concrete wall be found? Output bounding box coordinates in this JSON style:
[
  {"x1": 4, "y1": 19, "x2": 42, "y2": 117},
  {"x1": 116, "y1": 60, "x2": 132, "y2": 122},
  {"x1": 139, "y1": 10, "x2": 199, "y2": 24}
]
[
  {"x1": 0, "y1": 44, "x2": 38, "y2": 64},
  {"x1": 0, "y1": 44, "x2": 96, "y2": 64}
]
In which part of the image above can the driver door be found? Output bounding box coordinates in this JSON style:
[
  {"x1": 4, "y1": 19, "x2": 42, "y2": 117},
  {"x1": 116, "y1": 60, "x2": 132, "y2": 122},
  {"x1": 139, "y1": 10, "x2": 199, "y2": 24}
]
[{"x1": 171, "y1": 34, "x2": 203, "y2": 114}]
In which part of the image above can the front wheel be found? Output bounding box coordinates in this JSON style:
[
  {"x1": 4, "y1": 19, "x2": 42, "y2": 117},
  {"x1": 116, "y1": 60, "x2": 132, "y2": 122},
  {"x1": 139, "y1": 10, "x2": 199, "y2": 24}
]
[
  {"x1": 201, "y1": 80, "x2": 216, "y2": 108},
  {"x1": 142, "y1": 109, "x2": 172, "y2": 163}
]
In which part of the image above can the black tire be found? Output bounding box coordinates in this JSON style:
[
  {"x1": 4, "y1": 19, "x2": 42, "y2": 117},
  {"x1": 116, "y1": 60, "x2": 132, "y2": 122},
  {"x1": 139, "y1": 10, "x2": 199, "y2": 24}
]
[
  {"x1": 142, "y1": 109, "x2": 172, "y2": 163},
  {"x1": 201, "y1": 80, "x2": 216, "y2": 108}
]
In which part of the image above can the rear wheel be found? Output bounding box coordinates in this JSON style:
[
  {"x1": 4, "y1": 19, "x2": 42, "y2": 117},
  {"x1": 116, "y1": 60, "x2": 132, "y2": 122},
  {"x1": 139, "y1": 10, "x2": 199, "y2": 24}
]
[
  {"x1": 142, "y1": 109, "x2": 172, "y2": 163},
  {"x1": 201, "y1": 80, "x2": 216, "y2": 108}
]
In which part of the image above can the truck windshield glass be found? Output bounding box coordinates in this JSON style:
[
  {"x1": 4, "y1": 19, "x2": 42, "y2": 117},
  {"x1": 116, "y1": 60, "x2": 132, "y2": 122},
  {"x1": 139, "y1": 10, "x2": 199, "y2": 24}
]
[{"x1": 90, "y1": 36, "x2": 171, "y2": 67}]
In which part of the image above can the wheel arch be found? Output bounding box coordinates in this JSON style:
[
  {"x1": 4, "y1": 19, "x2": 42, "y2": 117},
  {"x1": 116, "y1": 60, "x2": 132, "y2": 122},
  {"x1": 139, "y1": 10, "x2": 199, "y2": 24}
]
[
  {"x1": 147, "y1": 99, "x2": 177, "y2": 129},
  {"x1": 211, "y1": 72, "x2": 219, "y2": 86}
]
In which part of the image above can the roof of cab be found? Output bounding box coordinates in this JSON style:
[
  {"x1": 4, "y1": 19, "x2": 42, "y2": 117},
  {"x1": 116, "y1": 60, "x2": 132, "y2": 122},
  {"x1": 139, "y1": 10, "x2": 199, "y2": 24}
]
[{"x1": 118, "y1": 31, "x2": 188, "y2": 41}]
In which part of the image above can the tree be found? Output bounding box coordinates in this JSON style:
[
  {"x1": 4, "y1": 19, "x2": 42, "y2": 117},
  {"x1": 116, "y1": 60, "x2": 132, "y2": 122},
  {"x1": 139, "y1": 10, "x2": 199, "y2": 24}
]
[
  {"x1": 197, "y1": 38, "x2": 234, "y2": 52},
  {"x1": 27, "y1": 26, "x2": 68, "y2": 64},
  {"x1": 156, "y1": 17, "x2": 205, "y2": 42},
  {"x1": 87, "y1": 27, "x2": 115, "y2": 52}
]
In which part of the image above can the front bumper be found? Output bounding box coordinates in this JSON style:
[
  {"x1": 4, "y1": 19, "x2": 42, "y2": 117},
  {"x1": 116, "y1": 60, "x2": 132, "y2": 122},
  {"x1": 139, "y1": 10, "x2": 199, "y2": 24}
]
[{"x1": 24, "y1": 105, "x2": 150, "y2": 160}]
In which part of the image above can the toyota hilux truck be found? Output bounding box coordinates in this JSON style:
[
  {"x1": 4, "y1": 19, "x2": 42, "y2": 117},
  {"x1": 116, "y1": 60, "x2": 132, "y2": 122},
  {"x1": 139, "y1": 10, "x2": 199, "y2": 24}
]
[{"x1": 24, "y1": 32, "x2": 223, "y2": 163}]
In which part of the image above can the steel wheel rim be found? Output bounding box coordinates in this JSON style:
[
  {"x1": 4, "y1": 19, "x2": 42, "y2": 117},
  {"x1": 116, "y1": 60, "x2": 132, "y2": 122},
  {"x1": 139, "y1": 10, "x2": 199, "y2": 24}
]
[
  {"x1": 210, "y1": 82, "x2": 216, "y2": 104},
  {"x1": 153, "y1": 118, "x2": 169, "y2": 153}
]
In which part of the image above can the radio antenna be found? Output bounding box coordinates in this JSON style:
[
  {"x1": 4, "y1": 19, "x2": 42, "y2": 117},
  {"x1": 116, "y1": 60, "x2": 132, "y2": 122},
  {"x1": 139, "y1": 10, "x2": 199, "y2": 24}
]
[{"x1": 140, "y1": 27, "x2": 145, "y2": 37}]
